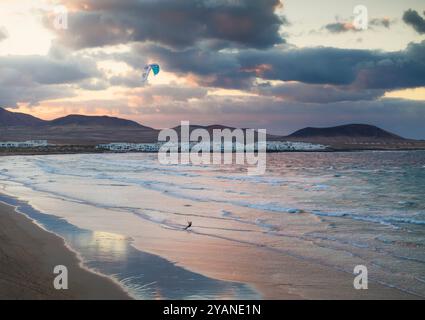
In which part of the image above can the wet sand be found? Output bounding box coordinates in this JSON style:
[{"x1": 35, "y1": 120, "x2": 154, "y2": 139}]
[
  {"x1": 0, "y1": 201, "x2": 131, "y2": 300},
  {"x1": 0, "y1": 199, "x2": 418, "y2": 300},
  {"x1": 130, "y1": 212, "x2": 420, "y2": 300}
]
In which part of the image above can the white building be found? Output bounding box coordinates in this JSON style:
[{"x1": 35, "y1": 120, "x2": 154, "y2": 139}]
[
  {"x1": 96, "y1": 141, "x2": 328, "y2": 152},
  {"x1": 266, "y1": 141, "x2": 328, "y2": 151},
  {"x1": 0, "y1": 140, "x2": 49, "y2": 148},
  {"x1": 96, "y1": 142, "x2": 162, "y2": 152}
]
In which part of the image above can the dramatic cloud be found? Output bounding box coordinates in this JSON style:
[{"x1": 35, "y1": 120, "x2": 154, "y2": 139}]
[
  {"x1": 0, "y1": 55, "x2": 96, "y2": 85},
  {"x1": 0, "y1": 52, "x2": 100, "y2": 108},
  {"x1": 126, "y1": 40, "x2": 425, "y2": 95},
  {"x1": 403, "y1": 9, "x2": 425, "y2": 34},
  {"x1": 134, "y1": 43, "x2": 252, "y2": 89},
  {"x1": 121, "y1": 43, "x2": 370, "y2": 90},
  {"x1": 49, "y1": 0, "x2": 286, "y2": 49},
  {"x1": 244, "y1": 41, "x2": 425, "y2": 91},
  {"x1": 352, "y1": 41, "x2": 425, "y2": 90},
  {"x1": 2, "y1": 0, "x2": 425, "y2": 138},
  {"x1": 238, "y1": 46, "x2": 370, "y2": 86}
]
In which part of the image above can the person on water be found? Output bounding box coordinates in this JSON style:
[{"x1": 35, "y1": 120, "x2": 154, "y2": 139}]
[{"x1": 183, "y1": 221, "x2": 192, "y2": 230}]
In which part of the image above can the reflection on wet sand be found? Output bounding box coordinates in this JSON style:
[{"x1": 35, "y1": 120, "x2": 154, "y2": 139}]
[{"x1": 0, "y1": 195, "x2": 259, "y2": 299}]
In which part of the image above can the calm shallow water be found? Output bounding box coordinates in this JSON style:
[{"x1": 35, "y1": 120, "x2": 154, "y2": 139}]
[{"x1": 1, "y1": 151, "x2": 424, "y2": 298}]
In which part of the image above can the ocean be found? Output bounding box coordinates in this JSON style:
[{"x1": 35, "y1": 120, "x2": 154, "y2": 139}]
[{"x1": 0, "y1": 151, "x2": 424, "y2": 298}]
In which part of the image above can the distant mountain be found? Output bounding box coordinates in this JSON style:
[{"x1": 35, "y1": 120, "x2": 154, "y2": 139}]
[
  {"x1": 49, "y1": 114, "x2": 146, "y2": 128},
  {"x1": 0, "y1": 108, "x2": 150, "y2": 129},
  {"x1": 287, "y1": 124, "x2": 405, "y2": 141},
  {"x1": 0, "y1": 108, "x2": 158, "y2": 144},
  {"x1": 0, "y1": 108, "x2": 416, "y2": 148},
  {"x1": 0, "y1": 107, "x2": 46, "y2": 126}
]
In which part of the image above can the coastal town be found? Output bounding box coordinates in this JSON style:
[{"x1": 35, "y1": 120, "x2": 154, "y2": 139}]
[
  {"x1": 0, "y1": 140, "x2": 49, "y2": 148},
  {"x1": 0, "y1": 140, "x2": 328, "y2": 152}
]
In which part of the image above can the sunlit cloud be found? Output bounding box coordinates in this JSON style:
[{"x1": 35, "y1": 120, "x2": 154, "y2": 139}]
[{"x1": 385, "y1": 87, "x2": 425, "y2": 101}]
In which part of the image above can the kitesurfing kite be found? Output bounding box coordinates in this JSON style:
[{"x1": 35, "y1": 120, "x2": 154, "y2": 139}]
[{"x1": 141, "y1": 63, "x2": 160, "y2": 82}]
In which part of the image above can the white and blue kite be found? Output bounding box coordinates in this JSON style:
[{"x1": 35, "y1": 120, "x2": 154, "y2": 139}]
[{"x1": 141, "y1": 64, "x2": 160, "y2": 82}]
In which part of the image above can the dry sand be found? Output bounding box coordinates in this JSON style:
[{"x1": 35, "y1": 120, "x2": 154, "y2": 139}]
[{"x1": 0, "y1": 201, "x2": 131, "y2": 300}]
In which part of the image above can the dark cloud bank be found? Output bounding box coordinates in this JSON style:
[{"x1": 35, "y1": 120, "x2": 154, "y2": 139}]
[
  {"x1": 135, "y1": 39, "x2": 425, "y2": 96},
  {"x1": 52, "y1": 0, "x2": 286, "y2": 49}
]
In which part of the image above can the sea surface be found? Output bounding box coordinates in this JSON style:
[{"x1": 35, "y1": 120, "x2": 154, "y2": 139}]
[{"x1": 0, "y1": 151, "x2": 424, "y2": 298}]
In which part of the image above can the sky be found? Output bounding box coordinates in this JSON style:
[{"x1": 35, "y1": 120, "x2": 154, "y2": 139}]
[{"x1": 0, "y1": 0, "x2": 425, "y2": 138}]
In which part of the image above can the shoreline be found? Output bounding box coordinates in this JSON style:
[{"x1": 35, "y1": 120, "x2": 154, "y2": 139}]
[
  {"x1": 0, "y1": 201, "x2": 131, "y2": 300},
  {"x1": 1, "y1": 147, "x2": 425, "y2": 158},
  {"x1": 1, "y1": 138, "x2": 425, "y2": 158},
  {"x1": 0, "y1": 194, "x2": 261, "y2": 300},
  {"x1": 0, "y1": 194, "x2": 420, "y2": 300}
]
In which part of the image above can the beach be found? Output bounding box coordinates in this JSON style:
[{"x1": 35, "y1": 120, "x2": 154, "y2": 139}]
[
  {"x1": 0, "y1": 152, "x2": 424, "y2": 299},
  {"x1": 0, "y1": 201, "x2": 130, "y2": 299},
  {"x1": 0, "y1": 196, "x2": 417, "y2": 300}
]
